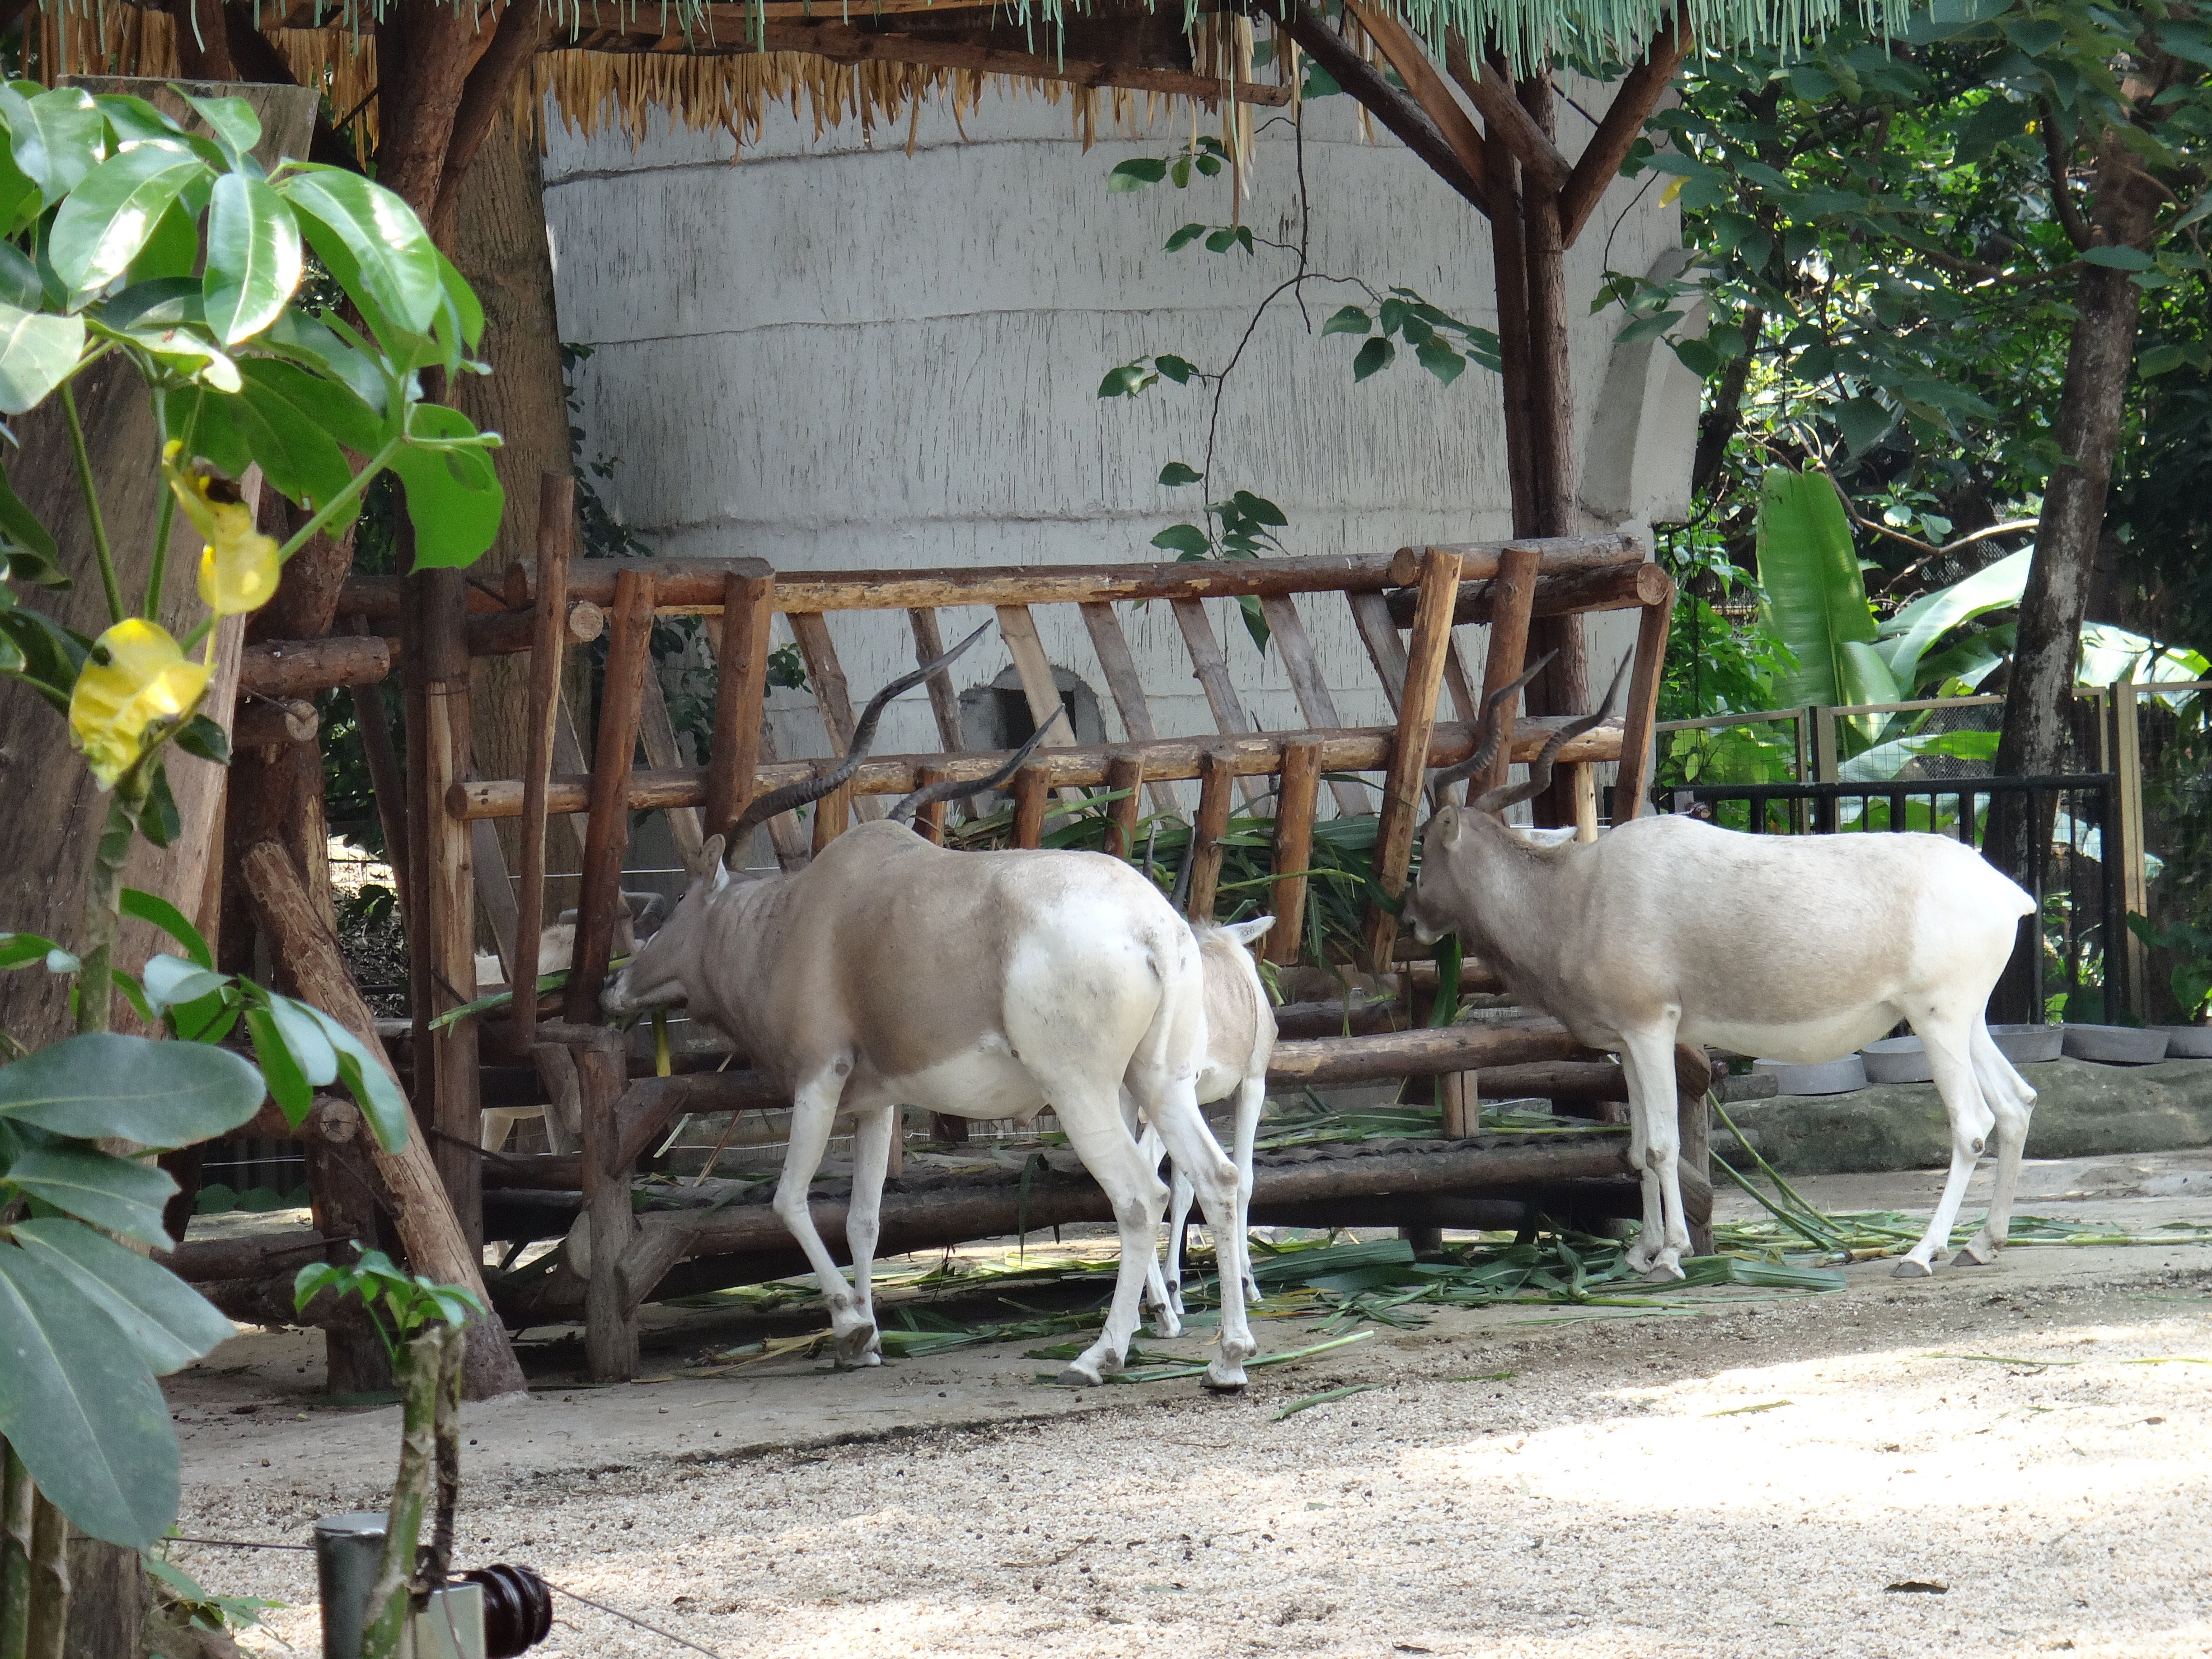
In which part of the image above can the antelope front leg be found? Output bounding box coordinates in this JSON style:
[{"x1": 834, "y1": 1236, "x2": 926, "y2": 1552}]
[
  {"x1": 771, "y1": 1065, "x2": 880, "y2": 1362},
  {"x1": 1230, "y1": 1076, "x2": 1264, "y2": 1304},
  {"x1": 1618, "y1": 1030, "x2": 1692, "y2": 1281},
  {"x1": 839, "y1": 1100, "x2": 897, "y2": 1366}
]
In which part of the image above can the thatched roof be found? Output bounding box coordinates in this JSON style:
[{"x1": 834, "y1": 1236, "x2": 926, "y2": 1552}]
[{"x1": 33, "y1": 0, "x2": 1904, "y2": 151}]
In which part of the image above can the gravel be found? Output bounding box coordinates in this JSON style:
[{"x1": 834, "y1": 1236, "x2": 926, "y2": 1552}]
[{"x1": 174, "y1": 1253, "x2": 2212, "y2": 1659}]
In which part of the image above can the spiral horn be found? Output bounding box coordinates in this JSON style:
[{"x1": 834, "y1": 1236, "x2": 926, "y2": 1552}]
[
  {"x1": 887, "y1": 719, "x2": 1055, "y2": 825},
  {"x1": 726, "y1": 620, "x2": 994, "y2": 848},
  {"x1": 1425, "y1": 651, "x2": 1556, "y2": 796},
  {"x1": 1468, "y1": 652, "x2": 1632, "y2": 817}
]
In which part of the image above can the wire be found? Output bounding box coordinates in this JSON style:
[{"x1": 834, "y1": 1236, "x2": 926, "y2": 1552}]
[
  {"x1": 165, "y1": 1536, "x2": 315, "y2": 1551},
  {"x1": 545, "y1": 1580, "x2": 729, "y2": 1658}
]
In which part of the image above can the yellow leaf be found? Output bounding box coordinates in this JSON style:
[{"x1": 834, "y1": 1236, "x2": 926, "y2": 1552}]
[
  {"x1": 195, "y1": 500, "x2": 281, "y2": 616},
  {"x1": 1660, "y1": 175, "x2": 1686, "y2": 206},
  {"x1": 68, "y1": 619, "x2": 211, "y2": 789}
]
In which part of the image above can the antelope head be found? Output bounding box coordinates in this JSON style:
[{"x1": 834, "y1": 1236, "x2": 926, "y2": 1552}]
[{"x1": 603, "y1": 834, "x2": 731, "y2": 1016}]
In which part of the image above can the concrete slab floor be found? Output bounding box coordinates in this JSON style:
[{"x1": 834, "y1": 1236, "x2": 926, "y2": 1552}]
[{"x1": 164, "y1": 1149, "x2": 2212, "y2": 1656}]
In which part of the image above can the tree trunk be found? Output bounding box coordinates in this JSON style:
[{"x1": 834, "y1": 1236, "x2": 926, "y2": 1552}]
[{"x1": 448, "y1": 111, "x2": 586, "y2": 918}]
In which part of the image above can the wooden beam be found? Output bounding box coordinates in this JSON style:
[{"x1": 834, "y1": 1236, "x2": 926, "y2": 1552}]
[
  {"x1": 907, "y1": 608, "x2": 967, "y2": 751},
  {"x1": 1079, "y1": 600, "x2": 1185, "y2": 816},
  {"x1": 238, "y1": 635, "x2": 388, "y2": 698},
  {"x1": 1268, "y1": 0, "x2": 1487, "y2": 215},
  {"x1": 1366, "y1": 549, "x2": 1463, "y2": 969},
  {"x1": 1560, "y1": 9, "x2": 1692, "y2": 247},
  {"x1": 1258, "y1": 594, "x2": 1372, "y2": 818},
  {"x1": 1339, "y1": 0, "x2": 1486, "y2": 186},
  {"x1": 1476, "y1": 544, "x2": 1542, "y2": 798},
  {"x1": 1186, "y1": 749, "x2": 1236, "y2": 920},
  {"x1": 567, "y1": 570, "x2": 655, "y2": 1023},
  {"x1": 1268, "y1": 738, "x2": 1321, "y2": 964},
  {"x1": 1382, "y1": 557, "x2": 1669, "y2": 628},
  {"x1": 1610, "y1": 574, "x2": 1676, "y2": 822},
  {"x1": 1444, "y1": 32, "x2": 1571, "y2": 197},
  {"x1": 703, "y1": 567, "x2": 773, "y2": 844}
]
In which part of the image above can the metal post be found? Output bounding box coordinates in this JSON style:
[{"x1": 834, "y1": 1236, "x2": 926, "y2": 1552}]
[
  {"x1": 2114, "y1": 681, "x2": 2149, "y2": 1022},
  {"x1": 316, "y1": 1514, "x2": 387, "y2": 1659}
]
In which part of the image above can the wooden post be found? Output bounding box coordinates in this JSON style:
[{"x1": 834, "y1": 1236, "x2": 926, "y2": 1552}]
[
  {"x1": 1438, "y1": 1070, "x2": 1476, "y2": 1139},
  {"x1": 811, "y1": 778, "x2": 852, "y2": 852},
  {"x1": 347, "y1": 617, "x2": 412, "y2": 929},
  {"x1": 1611, "y1": 576, "x2": 1676, "y2": 822},
  {"x1": 907, "y1": 608, "x2": 968, "y2": 750},
  {"x1": 544, "y1": 1021, "x2": 637, "y2": 1382},
  {"x1": 1366, "y1": 548, "x2": 1464, "y2": 969},
  {"x1": 509, "y1": 471, "x2": 570, "y2": 1057},
  {"x1": 1674, "y1": 1042, "x2": 1715, "y2": 1257},
  {"x1": 1105, "y1": 754, "x2": 1144, "y2": 860},
  {"x1": 1268, "y1": 738, "x2": 1322, "y2": 965},
  {"x1": 1186, "y1": 750, "x2": 1236, "y2": 921},
  {"x1": 241, "y1": 839, "x2": 525, "y2": 1398},
  {"x1": 1476, "y1": 544, "x2": 1543, "y2": 798},
  {"x1": 568, "y1": 569, "x2": 656, "y2": 1023},
  {"x1": 1011, "y1": 762, "x2": 1050, "y2": 848},
  {"x1": 302, "y1": 1095, "x2": 395, "y2": 1394},
  {"x1": 705, "y1": 567, "x2": 773, "y2": 842},
  {"x1": 912, "y1": 763, "x2": 951, "y2": 844}
]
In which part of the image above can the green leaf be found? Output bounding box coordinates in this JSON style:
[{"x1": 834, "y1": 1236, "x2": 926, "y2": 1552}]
[
  {"x1": 279, "y1": 166, "x2": 442, "y2": 336},
  {"x1": 0, "y1": 931, "x2": 59, "y2": 970},
  {"x1": 2079, "y1": 244, "x2": 2153, "y2": 271},
  {"x1": 297, "y1": 1006, "x2": 408, "y2": 1152},
  {"x1": 0, "y1": 1243, "x2": 178, "y2": 1547},
  {"x1": 1875, "y1": 545, "x2": 2031, "y2": 694},
  {"x1": 1415, "y1": 339, "x2": 1466, "y2": 384},
  {"x1": 1153, "y1": 353, "x2": 1196, "y2": 384},
  {"x1": 1204, "y1": 227, "x2": 1237, "y2": 253},
  {"x1": 171, "y1": 712, "x2": 230, "y2": 766},
  {"x1": 202, "y1": 171, "x2": 302, "y2": 345},
  {"x1": 0, "y1": 459, "x2": 66, "y2": 586},
  {"x1": 49, "y1": 142, "x2": 208, "y2": 303},
  {"x1": 1107, "y1": 158, "x2": 1167, "y2": 192},
  {"x1": 263, "y1": 994, "x2": 338, "y2": 1088},
  {"x1": 1158, "y1": 461, "x2": 1202, "y2": 487},
  {"x1": 1164, "y1": 222, "x2": 1205, "y2": 251},
  {"x1": 92, "y1": 94, "x2": 187, "y2": 150},
  {"x1": 0, "y1": 605, "x2": 89, "y2": 711},
  {"x1": 1320, "y1": 305, "x2": 1370, "y2": 337},
  {"x1": 0, "y1": 300, "x2": 85, "y2": 414},
  {"x1": 1835, "y1": 396, "x2": 1893, "y2": 458},
  {"x1": 173, "y1": 89, "x2": 260, "y2": 170},
  {"x1": 9, "y1": 1218, "x2": 231, "y2": 1373},
  {"x1": 139, "y1": 953, "x2": 230, "y2": 1014},
  {"x1": 2138, "y1": 342, "x2": 2187, "y2": 377},
  {"x1": 121, "y1": 891, "x2": 211, "y2": 970},
  {"x1": 1170, "y1": 156, "x2": 1191, "y2": 189},
  {"x1": 1954, "y1": 94, "x2": 2030, "y2": 164},
  {"x1": 231, "y1": 361, "x2": 357, "y2": 523},
  {"x1": 125, "y1": 197, "x2": 200, "y2": 286},
  {"x1": 1230, "y1": 490, "x2": 1288, "y2": 527},
  {"x1": 245, "y1": 1007, "x2": 311, "y2": 1123},
  {"x1": 5, "y1": 1144, "x2": 176, "y2": 1248},
  {"x1": 389, "y1": 404, "x2": 503, "y2": 569},
  {"x1": 1755, "y1": 464, "x2": 1878, "y2": 710},
  {"x1": 0, "y1": 1031, "x2": 263, "y2": 1145},
  {"x1": 263, "y1": 307, "x2": 388, "y2": 421},
  {"x1": 1193, "y1": 153, "x2": 1222, "y2": 176},
  {"x1": 0, "y1": 240, "x2": 38, "y2": 310},
  {"x1": 1351, "y1": 337, "x2": 1394, "y2": 381},
  {"x1": 1097, "y1": 363, "x2": 1156, "y2": 398},
  {"x1": 141, "y1": 761, "x2": 182, "y2": 849},
  {"x1": 3, "y1": 85, "x2": 105, "y2": 209},
  {"x1": 1149, "y1": 523, "x2": 1212, "y2": 557},
  {"x1": 1613, "y1": 309, "x2": 1684, "y2": 345},
  {"x1": 433, "y1": 248, "x2": 483, "y2": 352}
]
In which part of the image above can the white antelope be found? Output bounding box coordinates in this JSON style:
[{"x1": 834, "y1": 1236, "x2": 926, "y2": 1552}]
[
  {"x1": 1399, "y1": 656, "x2": 2037, "y2": 1282},
  {"x1": 602, "y1": 628, "x2": 1258, "y2": 1389}
]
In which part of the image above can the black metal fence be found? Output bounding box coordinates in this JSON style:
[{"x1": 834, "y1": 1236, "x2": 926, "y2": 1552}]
[{"x1": 1661, "y1": 774, "x2": 2125, "y2": 1025}]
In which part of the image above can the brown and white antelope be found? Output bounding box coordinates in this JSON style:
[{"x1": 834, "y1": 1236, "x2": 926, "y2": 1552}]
[
  {"x1": 1400, "y1": 657, "x2": 2038, "y2": 1282},
  {"x1": 601, "y1": 628, "x2": 1258, "y2": 1389}
]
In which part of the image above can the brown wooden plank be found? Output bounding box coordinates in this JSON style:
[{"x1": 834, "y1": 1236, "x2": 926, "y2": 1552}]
[
  {"x1": 1340, "y1": 0, "x2": 1487, "y2": 183},
  {"x1": 1560, "y1": 10, "x2": 1692, "y2": 246},
  {"x1": 566, "y1": 568, "x2": 655, "y2": 1022},
  {"x1": 470, "y1": 819, "x2": 520, "y2": 983},
  {"x1": 1259, "y1": 594, "x2": 1371, "y2": 818},
  {"x1": 704, "y1": 568, "x2": 772, "y2": 844},
  {"x1": 1186, "y1": 750, "x2": 1236, "y2": 920},
  {"x1": 911, "y1": 763, "x2": 950, "y2": 844},
  {"x1": 788, "y1": 610, "x2": 886, "y2": 823},
  {"x1": 1477, "y1": 545, "x2": 1543, "y2": 797},
  {"x1": 811, "y1": 778, "x2": 853, "y2": 852},
  {"x1": 1611, "y1": 573, "x2": 1675, "y2": 823},
  {"x1": 1268, "y1": 738, "x2": 1322, "y2": 965},
  {"x1": 907, "y1": 608, "x2": 967, "y2": 751},
  {"x1": 509, "y1": 471, "x2": 570, "y2": 1057},
  {"x1": 1365, "y1": 549, "x2": 1464, "y2": 969},
  {"x1": 1382, "y1": 558, "x2": 1668, "y2": 628},
  {"x1": 1078, "y1": 600, "x2": 1184, "y2": 815},
  {"x1": 1171, "y1": 598, "x2": 1269, "y2": 804},
  {"x1": 1349, "y1": 590, "x2": 1411, "y2": 711},
  {"x1": 994, "y1": 604, "x2": 1076, "y2": 744},
  {"x1": 457, "y1": 716, "x2": 1630, "y2": 819},
  {"x1": 1011, "y1": 762, "x2": 1050, "y2": 848},
  {"x1": 1104, "y1": 753, "x2": 1143, "y2": 860},
  {"x1": 637, "y1": 663, "x2": 706, "y2": 862},
  {"x1": 752, "y1": 719, "x2": 814, "y2": 872}
]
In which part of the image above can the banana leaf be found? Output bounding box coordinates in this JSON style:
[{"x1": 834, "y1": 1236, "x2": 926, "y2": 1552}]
[{"x1": 1755, "y1": 466, "x2": 1899, "y2": 713}]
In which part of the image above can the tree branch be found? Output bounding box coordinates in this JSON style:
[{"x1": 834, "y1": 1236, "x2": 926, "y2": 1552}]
[
  {"x1": 2039, "y1": 98, "x2": 2096, "y2": 252},
  {"x1": 1558, "y1": 5, "x2": 1692, "y2": 246}
]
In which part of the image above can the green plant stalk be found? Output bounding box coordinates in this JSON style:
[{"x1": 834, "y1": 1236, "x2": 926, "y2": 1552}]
[
  {"x1": 178, "y1": 433, "x2": 406, "y2": 655},
  {"x1": 1, "y1": 1440, "x2": 33, "y2": 1659},
  {"x1": 60, "y1": 382, "x2": 124, "y2": 627},
  {"x1": 361, "y1": 1324, "x2": 450, "y2": 1659},
  {"x1": 1708, "y1": 1093, "x2": 1846, "y2": 1240},
  {"x1": 74, "y1": 779, "x2": 148, "y2": 1037},
  {"x1": 143, "y1": 396, "x2": 202, "y2": 619}
]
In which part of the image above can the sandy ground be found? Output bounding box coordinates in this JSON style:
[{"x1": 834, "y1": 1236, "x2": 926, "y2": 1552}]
[{"x1": 165, "y1": 1152, "x2": 2212, "y2": 1659}]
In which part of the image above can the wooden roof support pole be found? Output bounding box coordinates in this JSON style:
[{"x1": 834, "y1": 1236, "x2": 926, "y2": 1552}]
[
  {"x1": 1339, "y1": 0, "x2": 1487, "y2": 185},
  {"x1": 1476, "y1": 545, "x2": 1542, "y2": 799},
  {"x1": 568, "y1": 569, "x2": 656, "y2": 1023},
  {"x1": 1079, "y1": 601, "x2": 1186, "y2": 816},
  {"x1": 1365, "y1": 549, "x2": 1463, "y2": 970},
  {"x1": 1105, "y1": 754, "x2": 1144, "y2": 860},
  {"x1": 1268, "y1": 739, "x2": 1322, "y2": 965},
  {"x1": 789, "y1": 611, "x2": 886, "y2": 822},
  {"x1": 907, "y1": 609, "x2": 968, "y2": 752},
  {"x1": 1186, "y1": 750, "x2": 1237, "y2": 921},
  {"x1": 1560, "y1": 8, "x2": 1693, "y2": 247},
  {"x1": 538, "y1": 1021, "x2": 638, "y2": 1381},
  {"x1": 1611, "y1": 573, "x2": 1677, "y2": 821},
  {"x1": 510, "y1": 470, "x2": 571, "y2": 1058},
  {"x1": 704, "y1": 565, "x2": 773, "y2": 845},
  {"x1": 241, "y1": 839, "x2": 525, "y2": 1398},
  {"x1": 1444, "y1": 32, "x2": 1570, "y2": 197}
]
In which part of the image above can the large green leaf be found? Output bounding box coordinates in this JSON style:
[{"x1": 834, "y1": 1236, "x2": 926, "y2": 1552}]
[
  {"x1": 229, "y1": 363, "x2": 356, "y2": 525},
  {"x1": 0, "y1": 1242, "x2": 178, "y2": 1547},
  {"x1": 390, "y1": 404, "x2": 503, "y2": 569},
  {"x1": 0, "y1": 1031, "x2": 263, "y2": 1145},
  {"x1": 202, "y1": 171, "x2": 301, "y2": 345},
  {"x1": 263, "y1": 307, "x2": 388, "y2": 420},
  {"x1": 279, "y1": 167, "x2": 442, "y2": 336},
  {"x1": 1755, "y1": 465, "x2": 1879, "y2": 709},
  {"x1": 1874, "y1": 545, "x2": 2032, "y2": 693},
  {"x1": 49, "y1": 142, "x2": 209, "y2": 303},
  {"x1": 9, "y1": 1219, "x2": 232, "y2": 1373},
  {"x1": 242, "y1": 351, "x2": 381, "y2": 456},
  {"x1": 2, "y1": 84, "x2": 104, "y2": 209},
  {"x1": 0, "y1": 459, "x2": 66, "y2": 586},
  {"x1": 299, "y1": 1005, "x2": 408, "y2": 1152},
  {"x1": 4, "y1": 1144, "x2": 175, "y2": 1249},
  {"x1": 0, "y1": 299, "x2": 84, "y2": 413}
]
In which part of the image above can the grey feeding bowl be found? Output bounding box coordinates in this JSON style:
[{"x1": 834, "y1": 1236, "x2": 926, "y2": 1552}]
[
  {"x1": 1753, "y1": 1054, "x2": 1868, "y2": 1095},
  {"x1": 2152, "y1": 1024, "x2": 2212, "y2": 1059},
  {"x1": 2062, "y1": 1024, "x2": 2170, "y2": 1065},
  {"x1": 1860, "y1": 1036, "x2": 1933, "y2": 1084},
  {"x1": 1989, "y1": 1023, "x2": 2064, "y2": 1065}
]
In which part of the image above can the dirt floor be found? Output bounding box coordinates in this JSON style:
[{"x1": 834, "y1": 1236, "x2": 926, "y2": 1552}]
[{"x1": 167, "y1": 1151, "x2": 2212, "y2": 1658}]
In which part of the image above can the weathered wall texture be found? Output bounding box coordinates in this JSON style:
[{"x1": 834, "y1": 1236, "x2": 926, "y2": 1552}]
[{"x1": 543, "y1": 81, "x2": 1693, "y2": 787}]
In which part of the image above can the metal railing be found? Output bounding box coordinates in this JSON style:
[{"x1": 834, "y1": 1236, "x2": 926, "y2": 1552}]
[{"x1": 1663, "y1": 774, "x2": 2125, "y2": 1025}]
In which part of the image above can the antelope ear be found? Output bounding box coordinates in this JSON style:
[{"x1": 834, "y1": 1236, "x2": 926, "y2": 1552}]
[
  {"x1": 1434, "y1": 807, "x2": 1466, "y2": 851},
  {"x1": 1221, "y1": 916, "x2": 1274, "y2": 949},
  {"x1": 687, "y1": 833, "x2": 726, "y2": 884}
]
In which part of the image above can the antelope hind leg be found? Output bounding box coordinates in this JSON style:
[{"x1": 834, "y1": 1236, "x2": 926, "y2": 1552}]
[
  {"x1": 838, "y1": 1100, "x2": 896, "y2": 1366},
  {"x1": 1954, "y1": 1022, "x2": 2037, "y2": 1266},
  {"x1": 1897, "y1": 1015, "x2": 1995, "y2": 1276},
  {"x1": 1054, "y1": 1100, "x2": 1170, "y2": 1386},
  {"x1": 1618, "y1": 1031, "x2": 1692, "y2": 1281}
]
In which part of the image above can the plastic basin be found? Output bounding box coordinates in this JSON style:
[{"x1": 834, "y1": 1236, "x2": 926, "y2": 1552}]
[
  {"x1": 1752, "y1": 1054, "x2": 1868, "y2": 1096},
  {"x1": 1860, "y1": 1036, "x2": 1933, "y2": 1085},
  {"x1": 1988, "y1": 1023, "x2": 2063, "y2": 1065},
  {"x1": 2152, "y1": 1025, "x2": 2212, "y2": 1059},
  {"x1": 2062, "y1": 1024, "x2": 2170, "y2": 1065}
]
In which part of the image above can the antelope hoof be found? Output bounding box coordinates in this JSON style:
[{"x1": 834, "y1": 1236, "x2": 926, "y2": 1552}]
[
  {"x1": 832, "y1": 1323, "x2": 881, "y2": 1367},
  {"x1": 1640, "y1": 1260, "x2": 1686, "y2": 1285},
  {"x1": 1892, "y1": 1256, "x2": 1936, "y2": 1279},
  {"x1": 1055, "y1": 1364, "x2": 1102, "y2": 1388},
  {"x1": 1952, "y1": 1239, "x2": 1997, "y2": 1267},
  {"x1": 1201, "y1": 1367, "x2": 1247, "y2": 1395}
]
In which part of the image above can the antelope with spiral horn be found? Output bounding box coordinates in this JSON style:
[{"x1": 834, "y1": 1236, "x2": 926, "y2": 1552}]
[
  {"x1": 601, "y1": 623, "x2": 1259, "y2": 1389},
  {"x1": 1398, "y1": 654, "x2": 2036, "y2": 1282}
]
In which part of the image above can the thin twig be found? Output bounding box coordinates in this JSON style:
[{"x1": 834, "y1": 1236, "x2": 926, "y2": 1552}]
[{"x1": 61, "y1": 382, "x2": 123, "y2": 625}]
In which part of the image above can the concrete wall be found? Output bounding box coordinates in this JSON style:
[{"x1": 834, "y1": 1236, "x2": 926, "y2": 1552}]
[{"x1": 543, "y1": 79, "x2": 1696, "y2": 797}]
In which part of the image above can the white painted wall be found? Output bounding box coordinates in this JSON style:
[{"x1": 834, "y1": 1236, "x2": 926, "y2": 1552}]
[{"x1": 543, "y1": 79, "x2": 1692, "y2": 795}]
